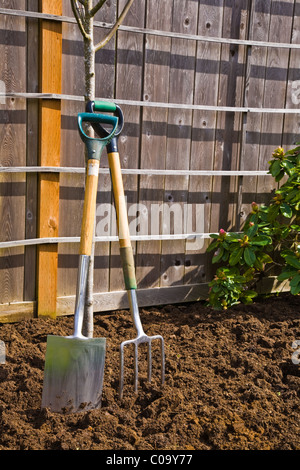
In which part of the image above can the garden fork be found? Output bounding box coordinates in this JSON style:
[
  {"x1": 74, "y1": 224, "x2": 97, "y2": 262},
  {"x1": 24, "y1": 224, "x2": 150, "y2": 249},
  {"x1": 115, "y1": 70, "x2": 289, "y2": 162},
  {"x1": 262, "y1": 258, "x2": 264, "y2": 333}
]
[
  {"x1": 120, "y1": 290, "x2": 165, "y2": 399},
  {"x1": 87, "y1": 100, "x2": 165, "y2": 399}
]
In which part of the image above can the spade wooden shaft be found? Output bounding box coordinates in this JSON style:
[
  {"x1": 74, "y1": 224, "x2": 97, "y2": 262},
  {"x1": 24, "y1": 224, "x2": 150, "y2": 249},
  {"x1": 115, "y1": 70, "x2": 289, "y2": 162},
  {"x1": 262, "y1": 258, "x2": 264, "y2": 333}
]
[{"x1": 79, "y1": 159, "x2": 100, "y2": 256}]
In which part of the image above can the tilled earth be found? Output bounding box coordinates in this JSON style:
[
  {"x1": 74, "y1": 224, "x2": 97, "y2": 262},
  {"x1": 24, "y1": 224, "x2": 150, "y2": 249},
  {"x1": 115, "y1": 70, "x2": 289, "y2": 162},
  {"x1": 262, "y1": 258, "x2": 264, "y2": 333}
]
[{"x1": 0, "y1": 293, "x2": 299, "y2": 450}]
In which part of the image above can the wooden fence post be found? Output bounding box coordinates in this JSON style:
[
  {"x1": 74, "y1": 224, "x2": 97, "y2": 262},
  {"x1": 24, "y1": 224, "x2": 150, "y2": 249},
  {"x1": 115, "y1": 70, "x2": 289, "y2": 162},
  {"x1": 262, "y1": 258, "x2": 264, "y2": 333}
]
[{"x1": 37, "y1": 0, "x2": 62, "y2": 318}]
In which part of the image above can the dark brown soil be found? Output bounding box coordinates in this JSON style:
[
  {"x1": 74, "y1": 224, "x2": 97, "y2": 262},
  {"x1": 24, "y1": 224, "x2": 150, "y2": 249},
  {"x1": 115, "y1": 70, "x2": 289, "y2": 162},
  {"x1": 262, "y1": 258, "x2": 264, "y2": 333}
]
[{"x1": 0, "y1": 293, "x2": 299, "y2": 451}]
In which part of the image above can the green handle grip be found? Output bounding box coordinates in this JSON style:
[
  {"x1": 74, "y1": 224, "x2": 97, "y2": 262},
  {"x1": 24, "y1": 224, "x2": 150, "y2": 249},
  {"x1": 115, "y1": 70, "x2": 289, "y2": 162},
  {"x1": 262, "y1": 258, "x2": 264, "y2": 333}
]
[
  {"x1": 77, "y1": 112, "x2": 118, "y2": 160},
  {"x1": 93, "y1": 101, "x2": 117, "y2": 113}
]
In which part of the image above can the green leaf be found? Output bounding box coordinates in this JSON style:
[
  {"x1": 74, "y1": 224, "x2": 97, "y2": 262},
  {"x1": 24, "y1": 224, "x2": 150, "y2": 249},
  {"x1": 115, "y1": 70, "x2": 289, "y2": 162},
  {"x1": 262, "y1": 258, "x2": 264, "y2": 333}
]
[
  {"x1": 257, "y1": 253, "x2": 273, "y2": 264},
  {"x1": 280, "y1": 203, "x2": 293, "y2": 218},
  {"x1": 280, "y1": 226, "x2": 291, "y2": 239},
  {"x1": 243, "y1": 290, "x2": 257, "y2": 299},
  {"x1": 244, "y1": 268, "x2": 256, "y2": 281},
  {"x1": 241, "y1": 289, "x2": 258, "y2": 304},
  {"x1": 229, "y1": 247, "x2": 243, "y2": 266},
  {"x1": 226, "y1": 232, "x2": 242, "y2": 242},
  {"x1": 277, "y1": 268, "x2": 297, "y2": 281},
  {"x1": 269, "y1": 159, "x2": 281, "y2": 177},
  {"x1": 291, "y1": 191, "x2": 300, "y2": 204},
  {"x1": 281, "y1": 160, "x2": 295, "y2": 175},
  {"x1": 254, "y1": 259, "x2": 264, "y2": 270},
  {"x1": 251, "y1": 235, "x2": 271, "y2": 246},
  {"x1": 285, "y1": 189, "x2": 298, "y2": 202},
  {"x1": 246, "y1": 224, "x2": 258, "y2": 238},
  {"x1": 267, "y1": 204, "x2": 280, "y2": 221},
  {"x1": 206, "y1": 240, "x2": 219, "y2": 252},
  {"x1": 281, "y1": 249, "x2": 294, "y2": 259},
  {"x1": 291, "y1": 283, "x2": 300, "y2": 295},
  {"x1": 244, "y1": 247, "x2": 256, "y2": 266},
  {"x1": 290, "y1": 274, "x2": 300, "y2": 287},
  {"x1": 212, "y1": 247, "x2": 224, "y2": 264},
  {"x1": 275, "y1": 170, "x2": 285, "y2": 182},
  {"x1": 285, "y1": 255, "x2": 300, "y2": 269},
  {"x1": 221, "y1": 267, "x2": 239, "y2": 275}
]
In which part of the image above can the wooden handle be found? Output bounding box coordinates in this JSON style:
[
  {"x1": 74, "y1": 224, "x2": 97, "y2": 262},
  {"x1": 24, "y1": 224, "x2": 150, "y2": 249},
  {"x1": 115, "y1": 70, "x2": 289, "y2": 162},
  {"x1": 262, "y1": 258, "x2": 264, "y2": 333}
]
[
  {"x1": 108, "y1": 152, "x2": 137, "y2": 290},
  {"x1": 79, "y1": 159, "x2": 100, "y2": 256},
  {"x1": 108, "y1": 152, "x2": 131, "y2": 248}
]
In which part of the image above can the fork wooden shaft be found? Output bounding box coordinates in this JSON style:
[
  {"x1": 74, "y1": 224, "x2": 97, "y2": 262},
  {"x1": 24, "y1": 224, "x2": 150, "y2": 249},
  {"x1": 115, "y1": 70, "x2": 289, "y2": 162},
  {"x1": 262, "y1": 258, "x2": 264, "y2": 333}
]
[{"x1": 108, "y1": 151, "x2": 137, "y2": 290}]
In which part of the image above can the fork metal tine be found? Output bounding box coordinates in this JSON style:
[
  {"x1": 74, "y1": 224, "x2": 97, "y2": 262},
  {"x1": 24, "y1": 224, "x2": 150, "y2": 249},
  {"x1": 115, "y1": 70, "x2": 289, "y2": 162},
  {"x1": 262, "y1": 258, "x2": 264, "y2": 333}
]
[
  {"x1": 134, "y1": 342, "x2": 138, "y2": 392},
  {"x1": 148, "y1": 340, "x2": 152, "y2": 382},
  {"x1": 119, "y1": 328, "x2": 165, "y2": 399}
]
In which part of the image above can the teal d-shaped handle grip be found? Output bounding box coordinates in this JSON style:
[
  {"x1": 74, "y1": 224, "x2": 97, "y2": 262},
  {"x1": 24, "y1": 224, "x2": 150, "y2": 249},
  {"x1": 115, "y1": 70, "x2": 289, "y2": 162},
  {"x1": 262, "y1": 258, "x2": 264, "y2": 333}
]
[{"x1": 77, "y1": 112, "x2": 119, "y2": 160}]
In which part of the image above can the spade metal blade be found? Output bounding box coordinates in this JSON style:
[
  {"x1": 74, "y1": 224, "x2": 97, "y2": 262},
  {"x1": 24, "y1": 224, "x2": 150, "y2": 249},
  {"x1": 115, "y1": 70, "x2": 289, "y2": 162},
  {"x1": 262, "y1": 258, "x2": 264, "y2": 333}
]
[{"x1": 42, "y1": 335, "x2": 106, "y2": 413}]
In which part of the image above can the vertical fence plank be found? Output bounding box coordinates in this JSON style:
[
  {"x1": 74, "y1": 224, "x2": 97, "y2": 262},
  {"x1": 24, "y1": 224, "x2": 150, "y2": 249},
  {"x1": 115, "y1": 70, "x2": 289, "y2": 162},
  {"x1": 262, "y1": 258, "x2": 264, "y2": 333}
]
[
  {"x1": 24, "y1": 0, "x2": 39, "y2": 302},
  {"x1": 256, "y1": 0, "x2": 294, "y2": 201},
  {"x1": 210, "y1": 0, "x2": 250, "y2": 235},
  {"x1": 57, "y1": 1, "x2": 85, "y2": 302},
  {"x1": 160, "y1": 0, "x2": 199, "y2": 288},
  {"x1": 282, "y1": 1, "x2": 300, "y2": 149},
  {"x1": 111, "y1": 0, "x2": 146, "y2": 293},
  {"x1": 37, "y1": 0, "x2": 62, "y2": 318},
  {"x1": 0, "y1": 0, "x2": 26, "y2": 304},
  {"x1": 136, "y1": 0, "x2": 173, "y2": 289},
  {"x1": 239, "y1": 0, "x2": 272, "y2": 227},
  {"x1": 187, "y1": 0, "x2": 224, "y2": 284}
]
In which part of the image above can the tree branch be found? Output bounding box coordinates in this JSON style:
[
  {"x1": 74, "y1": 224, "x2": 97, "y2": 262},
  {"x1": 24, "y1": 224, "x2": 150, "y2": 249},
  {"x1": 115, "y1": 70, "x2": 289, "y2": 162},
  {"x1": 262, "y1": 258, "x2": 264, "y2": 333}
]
[
  {"x1": 94, "y1": 0, "x2": 135, "y2": 51},
  {"x1": 70, "y1": 0, "x2": 91, "y2": 40},
  {"x1": 76, "y1": 0, "x2": 85, "y2": 23},
  {"x1": 90, "y1": 0, "x2": 108, "y2": 18}
]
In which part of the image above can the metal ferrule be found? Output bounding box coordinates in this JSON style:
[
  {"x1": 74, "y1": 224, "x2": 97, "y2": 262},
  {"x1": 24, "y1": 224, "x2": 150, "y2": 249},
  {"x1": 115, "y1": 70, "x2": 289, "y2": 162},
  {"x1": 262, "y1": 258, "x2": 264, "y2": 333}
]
[{"x1": 127, "y1": 289, "x2": 145, "y2": 338}]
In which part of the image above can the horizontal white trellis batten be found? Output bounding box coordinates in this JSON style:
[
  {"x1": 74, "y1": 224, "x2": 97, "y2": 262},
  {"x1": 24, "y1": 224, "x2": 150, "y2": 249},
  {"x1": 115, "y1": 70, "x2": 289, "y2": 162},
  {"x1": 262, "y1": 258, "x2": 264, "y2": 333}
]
[
  {"x1": 0, "y1": 233, "x2": 222, "y2": 250},
  {"x1": 1, "y1": 7, "x2": 300, "y2": 50},
  {"x1": 1, "y1": 92, "x2": 300, "y2": 115},
  {"x1": 0, "y1": 166, "x2": 270, "y2": 176}
]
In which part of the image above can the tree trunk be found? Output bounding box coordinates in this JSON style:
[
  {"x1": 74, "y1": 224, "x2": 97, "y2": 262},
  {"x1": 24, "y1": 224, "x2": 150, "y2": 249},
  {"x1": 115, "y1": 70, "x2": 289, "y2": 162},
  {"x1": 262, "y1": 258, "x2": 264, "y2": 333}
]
[{"x1": 82, "y1": 13, "x2": 96, "y2": 338}]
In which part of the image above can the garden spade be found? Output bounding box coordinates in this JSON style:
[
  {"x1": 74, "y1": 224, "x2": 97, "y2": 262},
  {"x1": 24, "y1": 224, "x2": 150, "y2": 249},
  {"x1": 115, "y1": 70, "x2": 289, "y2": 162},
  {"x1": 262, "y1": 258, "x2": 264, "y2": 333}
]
[
  {"x1": 87, "y1": 100, "x2": 165, "y2": 399},
  {"x1": 41, "y1": 111, "x2": 118, "y2": 413}
]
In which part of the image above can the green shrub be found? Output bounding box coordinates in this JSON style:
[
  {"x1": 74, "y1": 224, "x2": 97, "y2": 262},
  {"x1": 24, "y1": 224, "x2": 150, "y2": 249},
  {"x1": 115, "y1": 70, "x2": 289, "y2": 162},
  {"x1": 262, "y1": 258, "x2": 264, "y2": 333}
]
[{"x1": 206, "y1": 144, "x2": 300, "y2": 309}]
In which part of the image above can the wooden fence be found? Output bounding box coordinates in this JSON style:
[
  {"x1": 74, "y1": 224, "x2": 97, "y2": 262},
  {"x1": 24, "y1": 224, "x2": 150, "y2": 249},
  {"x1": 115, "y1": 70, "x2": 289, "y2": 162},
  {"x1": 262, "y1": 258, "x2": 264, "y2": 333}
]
[{"x1": 0, "y1": 0, "x2": 299, "y2": 322}]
